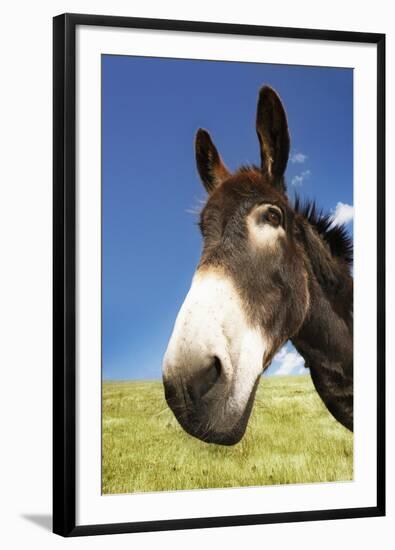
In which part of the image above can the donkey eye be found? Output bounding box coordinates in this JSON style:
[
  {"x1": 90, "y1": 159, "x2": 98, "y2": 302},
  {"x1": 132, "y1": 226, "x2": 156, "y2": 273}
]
[{"x1": 264, "y1": 208, "x2": 282, "y2": 227}]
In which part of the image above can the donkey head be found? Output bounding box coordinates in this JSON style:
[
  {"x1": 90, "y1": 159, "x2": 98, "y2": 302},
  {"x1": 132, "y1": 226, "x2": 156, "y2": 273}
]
[{"x1": 162, "y1": 87, "x2": 310, "y2": 445}]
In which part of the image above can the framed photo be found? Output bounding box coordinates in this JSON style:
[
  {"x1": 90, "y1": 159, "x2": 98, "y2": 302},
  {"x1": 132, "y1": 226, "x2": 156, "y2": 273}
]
[{"x1": 53, "y1": 13, "x2": 385, "y2": 537}]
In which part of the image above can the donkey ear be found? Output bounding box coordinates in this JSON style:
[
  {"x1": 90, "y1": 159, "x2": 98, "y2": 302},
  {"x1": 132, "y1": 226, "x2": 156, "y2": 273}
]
[
  {"x1": 195, "y1": 129, "x2": 230, "y2": 193},
  {"x1": 256, "y1": 86, "x2": 290, "y2": 191}
]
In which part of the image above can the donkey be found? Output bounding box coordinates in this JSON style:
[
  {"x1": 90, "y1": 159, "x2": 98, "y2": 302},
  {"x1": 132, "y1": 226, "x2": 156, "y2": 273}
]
[{"x1": 162, "y1": 86, "x2": 353, "y2": 445}]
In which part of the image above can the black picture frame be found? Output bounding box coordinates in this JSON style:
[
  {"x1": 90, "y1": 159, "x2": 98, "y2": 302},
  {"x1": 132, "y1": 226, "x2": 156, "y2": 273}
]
[{"x1": 53, "y1": 12, "x2": 386, "y2": 537}]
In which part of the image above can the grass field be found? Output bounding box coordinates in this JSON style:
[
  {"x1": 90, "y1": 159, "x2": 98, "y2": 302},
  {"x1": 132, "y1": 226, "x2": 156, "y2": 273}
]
[{"x1": 102, "y1": 375, "x2": 353, "y2": 494}]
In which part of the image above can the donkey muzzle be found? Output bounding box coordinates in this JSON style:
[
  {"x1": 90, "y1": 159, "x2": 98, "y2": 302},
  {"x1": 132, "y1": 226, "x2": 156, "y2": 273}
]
[{"x1": 162, "y1": 269, "x2": 267, "y2": 445}]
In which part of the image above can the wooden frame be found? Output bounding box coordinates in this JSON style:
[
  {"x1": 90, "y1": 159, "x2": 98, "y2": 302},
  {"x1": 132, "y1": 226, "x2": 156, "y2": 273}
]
[{"x1": 53, "y1": 13, "x2": 386, "y2": 537}]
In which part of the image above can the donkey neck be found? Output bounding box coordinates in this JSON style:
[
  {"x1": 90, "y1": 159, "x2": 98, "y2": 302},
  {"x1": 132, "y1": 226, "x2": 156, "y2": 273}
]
[{"x1": 292, "y1": 223, "x2": 353, "y2": 431}]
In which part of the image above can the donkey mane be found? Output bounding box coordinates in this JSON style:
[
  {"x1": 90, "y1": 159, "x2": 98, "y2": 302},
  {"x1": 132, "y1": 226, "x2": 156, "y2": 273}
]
[{"x1": 294, "y1": 196, "x2": 353, "y2": 266}]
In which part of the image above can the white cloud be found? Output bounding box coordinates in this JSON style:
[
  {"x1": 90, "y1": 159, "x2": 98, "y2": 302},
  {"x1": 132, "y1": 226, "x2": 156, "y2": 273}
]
[
  {"x1": 291, "y1": 152, "x2": 307, "y2": 164},
  {"x1": 272, "y1": 347, "x2": 306, "y2": 376},
  {"x1": 273, "y1": 347, "x2": 287, "y2": 362},
  {"x1": 291, "y1": 169, "x2": 311, "y2": 186},
  {"x1": 330, "y1": 202, "x2": 354, "y2": 226}
]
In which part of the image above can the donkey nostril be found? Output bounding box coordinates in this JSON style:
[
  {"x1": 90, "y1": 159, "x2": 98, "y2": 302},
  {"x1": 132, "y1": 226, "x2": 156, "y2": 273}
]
[
  {"x1": 187, "y1": 356, "x2": 222, "y2": 402},
  {"x1": 212, "y1": 356, "x2": 222, "y2": 380},
  {"x1": 204, "y1": 356, "x2": 222, "y2": 389}
]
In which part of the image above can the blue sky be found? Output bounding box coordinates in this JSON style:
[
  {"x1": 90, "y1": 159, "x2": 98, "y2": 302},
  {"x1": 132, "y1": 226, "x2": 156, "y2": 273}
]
[{"x1": 102, "y1": 55, "x2": 353, "y2": 380}]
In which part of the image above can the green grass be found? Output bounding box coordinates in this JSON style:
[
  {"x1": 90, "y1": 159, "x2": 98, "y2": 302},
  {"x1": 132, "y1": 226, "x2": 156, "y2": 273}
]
[{"x1": 102, "y1": 375, "x2": 353, "y2": 494}]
